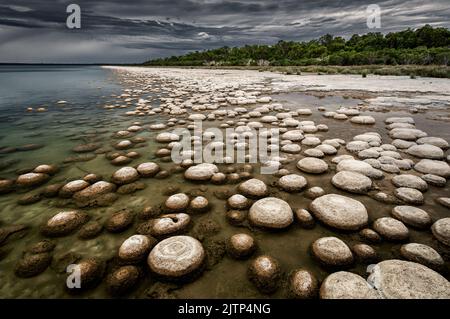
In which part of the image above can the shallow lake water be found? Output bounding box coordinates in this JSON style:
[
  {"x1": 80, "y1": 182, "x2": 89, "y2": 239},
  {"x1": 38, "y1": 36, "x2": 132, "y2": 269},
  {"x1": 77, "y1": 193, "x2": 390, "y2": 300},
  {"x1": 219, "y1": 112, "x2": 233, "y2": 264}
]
[{"x1": 0, "y1": 66, "x2": 449, "y2": 298}]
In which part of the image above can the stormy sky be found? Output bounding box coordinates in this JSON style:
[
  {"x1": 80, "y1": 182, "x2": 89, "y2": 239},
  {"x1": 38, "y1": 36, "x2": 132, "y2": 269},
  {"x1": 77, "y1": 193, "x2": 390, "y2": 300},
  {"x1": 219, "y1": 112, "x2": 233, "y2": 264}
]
[{"x1": 0, "y1": 0, "x2": 449, "y2": 63}]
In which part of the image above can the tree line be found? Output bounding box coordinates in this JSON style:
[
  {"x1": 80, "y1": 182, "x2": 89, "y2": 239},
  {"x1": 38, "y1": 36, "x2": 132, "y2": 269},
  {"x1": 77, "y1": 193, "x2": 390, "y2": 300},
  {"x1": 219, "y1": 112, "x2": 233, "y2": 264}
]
[{"x1": 144, "y1": 25, "x2": 450, "y2": 66}]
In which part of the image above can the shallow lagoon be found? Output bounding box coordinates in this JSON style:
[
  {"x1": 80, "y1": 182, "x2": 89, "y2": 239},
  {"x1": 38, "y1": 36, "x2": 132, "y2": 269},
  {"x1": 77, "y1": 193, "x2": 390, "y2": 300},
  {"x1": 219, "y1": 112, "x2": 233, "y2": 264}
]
[{"x1": 0, "y1": 66, "x2": 449, "y2": 298}]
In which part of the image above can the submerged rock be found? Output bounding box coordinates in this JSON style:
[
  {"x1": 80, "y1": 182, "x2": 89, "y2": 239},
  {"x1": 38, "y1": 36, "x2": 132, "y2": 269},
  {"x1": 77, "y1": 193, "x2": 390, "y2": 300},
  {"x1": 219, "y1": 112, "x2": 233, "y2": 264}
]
[
  {"x1": 227, "y1": 233, "x2": 256, "y2": 259},
  {"x1": 105, "y1": 209, "x2": 134, "y2": 233},
  {"x1": 41, "y1": 211, "x2": 89, "y2": 237},
  {"x1": 16, "y1": 173, "x2": 49, "y2": 187},
  {"x1": 106, "y1": 265, "x2": 140, "y2": 296},
  {"x1": 289, "y1": 269, "x2": 318, "y2": 299},
  {"x1": 15, "y1": 253, "x2": 52, "y2": 278},
  {"x1": 248, "y1": 255, "x2": 281, "y2": 294}
]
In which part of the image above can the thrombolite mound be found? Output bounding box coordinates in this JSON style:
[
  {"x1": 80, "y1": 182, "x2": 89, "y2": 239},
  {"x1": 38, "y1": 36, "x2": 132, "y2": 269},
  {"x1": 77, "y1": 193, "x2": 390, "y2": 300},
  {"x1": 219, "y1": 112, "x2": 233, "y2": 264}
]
[
  {"x1": 118, "y1": 234, "x2": 154, "y2": 262},
  {"x1": 394, "y1": 187, "x2": 424, "y2": 205},
  {"x1": 309, "y1": 194, "x2": 368, "y2": 231},
  {"x1": 41, "y1": 211, "x2": 89, "y2": 237},
  {"x1": 296, "y1": 157, "x2": 328, "y2": 174},
  {"x1": 331, "y1": 171, "x2": 372, "y2": 194},
  {"x1": 16, "y1": 173, "x2": 49, "y2": 187},
  {"x1": 247, "y1": 255, "x2": 281, "y2": 293},
  {"x1": 311, "y1": 237, "x2": 354, "y2": 267},
  {"x1": 147, "y1": 235, "x2": 205, "y2": 278},
  {"x1": 367, "y1": 260, "x2": 450, "y2": 299},
  {"x1": 184, "y1": 163, "x2": 218, "y2": 181},
  {"x1": 238, "y1": 178, "x2": 268, "y2": 198},
  {"x1": 391, "y1": 175, "x2": 428, "y2": 192},
  {"x1": 249, "y1": 197, "x2": 294, "y2": 229},
  {"x1": 336, "y1": 159, "x2": 383, "y2": 179},
  {"x1": 320, "y1": 271, "x2": 379, "y2": 299},
  {"x1": 373, "y1": 217, "x2": 409, "y2": 241},
  {"x1": 400, "y1": 243, "x2": 444, "y2": 270},
  {"x1": 407, "y1": 144, "x2": 444, "y2": 160},
  {"x1": 391, "y1": 206, "x2": 431, "y2": 229},
  {"x1": 278, "y1": 174, "x2": 308, "y2": 192},
  {"x1": 414, "y1": 159, "x2": 450, "y2": 178},
  {"x1": 289, "y1": 269, "x2": 318, "y2": 299},
  {"x1": 431, "y1": 218, "x2": 450, "y2": 246}
]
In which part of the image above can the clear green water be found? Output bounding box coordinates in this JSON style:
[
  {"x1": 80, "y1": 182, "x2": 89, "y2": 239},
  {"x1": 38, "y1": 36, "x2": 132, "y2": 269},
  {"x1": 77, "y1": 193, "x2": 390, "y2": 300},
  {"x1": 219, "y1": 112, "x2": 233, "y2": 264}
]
[{"x1": 0, "y1": 66, "x2": 448, "y2": 298}]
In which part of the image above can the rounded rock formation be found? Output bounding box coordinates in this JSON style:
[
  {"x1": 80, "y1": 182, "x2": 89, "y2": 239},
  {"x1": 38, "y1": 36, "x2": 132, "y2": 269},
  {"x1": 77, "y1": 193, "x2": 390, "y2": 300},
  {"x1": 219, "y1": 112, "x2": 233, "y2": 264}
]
[
  {"x1": 249, "y1": 197, "x2": 294, "y2": 229},
  {"x1": 147, "y1": 235, "x2": 205, "y2": 278},
  {"x1": 312, "y1": 237, "x2": 354, "y2": 267},
  {"x1": 310, "y1": 194, "x2": 368, "y2": 231}
]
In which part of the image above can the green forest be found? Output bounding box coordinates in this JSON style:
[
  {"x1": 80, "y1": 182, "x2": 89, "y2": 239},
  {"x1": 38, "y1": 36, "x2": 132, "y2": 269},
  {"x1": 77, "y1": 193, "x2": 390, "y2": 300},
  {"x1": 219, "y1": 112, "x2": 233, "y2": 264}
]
[{"x1": 144, "y1": 25, "x2": 450, "y2": 67}]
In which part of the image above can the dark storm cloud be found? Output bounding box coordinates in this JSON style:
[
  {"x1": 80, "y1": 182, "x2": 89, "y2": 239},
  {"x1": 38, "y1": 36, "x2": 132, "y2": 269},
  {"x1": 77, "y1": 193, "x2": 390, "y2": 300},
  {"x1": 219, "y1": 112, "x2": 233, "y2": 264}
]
[{"x1": 0, "y1": 0, "x2": 448, "y2": 63}]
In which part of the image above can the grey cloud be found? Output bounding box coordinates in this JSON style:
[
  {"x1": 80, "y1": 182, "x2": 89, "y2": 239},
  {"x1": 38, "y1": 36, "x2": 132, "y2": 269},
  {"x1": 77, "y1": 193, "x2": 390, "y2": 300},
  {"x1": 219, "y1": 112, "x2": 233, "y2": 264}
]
[{"x1": 0, "y1": 0, "x2": 448, "y2": 63}]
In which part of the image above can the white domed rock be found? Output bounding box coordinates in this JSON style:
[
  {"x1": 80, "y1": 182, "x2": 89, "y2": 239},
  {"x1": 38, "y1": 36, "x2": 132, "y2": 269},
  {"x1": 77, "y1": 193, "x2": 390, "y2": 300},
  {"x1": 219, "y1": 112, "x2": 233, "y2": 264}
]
[
  {"x1": 407, "y1": 144, "x2": 444, "y2": 159},
  {"x1": 238, "y1": 178, "x2": 268, "y2": 198},
  {"x1": 149, "y1": 213, "x2": 191, "y2": 236},
  {"x1": 373, "y1": 217, "x2": 409, "y2": 241},
  {"x1": 392, "y1": 175, "x2": 427, "y2": 192},
  {"x1": 310, "y1": 194, "x2": 368, "y2": 231},
  {"x1": 184, "y1": 163, "x2": 219, "y2": 181},
  {"x1": 416, "y1": 137, "x2": 449, "y2": 149},
  {"x1": 391, "y1": 206, "x2": 431, "y2": 229},
  {"x1": 337, "y1": 159, "x2": 383, "y2": 179},
  {"x1": 312, "y1": 237, "x2": 353, "y2": 267},
  {"x1": 165, "y1": 193, "x2": 190, "y2": 211},
  {"x1": 400, "y1": 243, "x2": 444, "y2": 270},
  {"x1": 227, "y1": 194, "x2": 249, "y2": 210},
  {"x1": 112, "y1": 167, "x2": 139, "y2": 185},
  {"x1": 296, "y1": 157, "x2": 328, "y2": 174},
  {"x1": 346, "y1": 141, "x2": 370, "y2": 153},
  {"x1": 320, "y1": 271, "x2": 379, "y2": 299},
  {"x1": 41, "y1": 210, "x2": 89, "y2": 237},
  {"x1": 414, "y1": 159, "x2": 450, "y2": 178},
  {"x1": 331, "y1": 171, "x2": 372, "y2": 194},
  {"x1": 136, "y1": 162, "x2": 160, "y2": 177},
  {"x1": 281, "y1": 144, "x2": 302, "y2": 154},
  {"x1": 16, "y1": 173, "x2": 49, "y2": 187},
  {"x1": 278, "y1": 174, "x2": 308, "y2": 192},
  {"x1": 350, "y1": 116, "x2": 375, "y2": 125},
  {"x1": 147, "y1": 236, "x2": 205, "y2": 277},
  {"x1": 249, "y1": 197, "x2": 294, "y2": 229},
  {"x1": 367, "y1": 260, "x2": 450, "y2": 299},
  {"x1": 119, "y1": 235, "x2": 153, "y2": 262},
  {"x1": 431, "y1": 218, "x2": 450, "y2": 246},
  {"x1": 394, "y1": 187, "x2": 424, "y2": 205}
]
